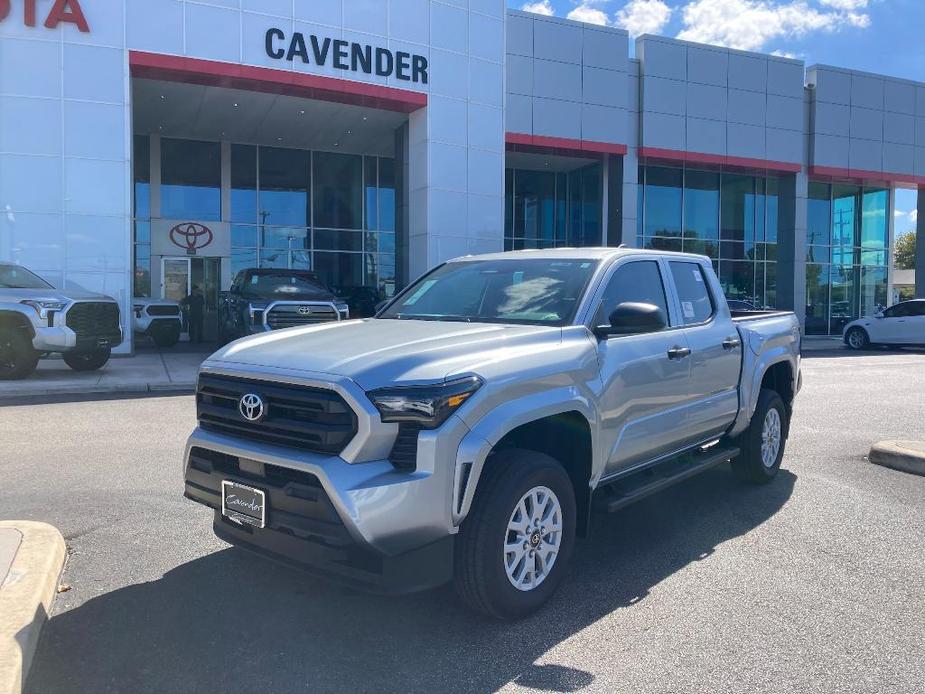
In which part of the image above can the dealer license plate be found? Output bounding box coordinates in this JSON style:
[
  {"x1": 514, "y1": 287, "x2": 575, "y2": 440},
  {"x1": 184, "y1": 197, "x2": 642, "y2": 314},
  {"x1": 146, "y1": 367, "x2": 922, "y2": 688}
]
[{"x1": 221, "y1": 481, "x2": 266, "y2": 528}]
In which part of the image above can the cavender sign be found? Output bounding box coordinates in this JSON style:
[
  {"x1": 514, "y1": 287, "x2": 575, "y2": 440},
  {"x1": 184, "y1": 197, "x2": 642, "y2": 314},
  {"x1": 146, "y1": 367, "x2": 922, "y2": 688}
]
[{"x1": 265, "y1": 28, "x2": 428, "y2": 85}]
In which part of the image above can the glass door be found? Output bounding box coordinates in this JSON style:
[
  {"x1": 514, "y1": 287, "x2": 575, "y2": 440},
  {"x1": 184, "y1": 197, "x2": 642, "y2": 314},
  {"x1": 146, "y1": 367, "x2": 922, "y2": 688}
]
[
  {"x1": 162, "y1": 258, "x2": 191, "y2": 302},
  {"x1": 190, "y1": 257, "x2": 222, "y2": 343}
]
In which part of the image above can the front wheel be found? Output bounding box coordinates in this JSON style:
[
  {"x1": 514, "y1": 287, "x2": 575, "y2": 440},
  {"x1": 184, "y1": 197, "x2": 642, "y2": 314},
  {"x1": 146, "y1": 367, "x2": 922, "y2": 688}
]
[
  {"x1": 845, "y1": 327, "x2": 870, "y2": 350},
  {"x1": 151, "y1": 326, "x2": 180, "y2": 348},
  {"x1": 454, "y1": 448, "x2": 576, "y2": 620},
  {"x1": 63, "y1": 347, "x2": 111, "y2": 372},
  {"x1": 0, "y1": 328, "x2": 39, "y2": 380},
  {"x1": 730, "y1": 389, "x2": 788, "y2": 484}
]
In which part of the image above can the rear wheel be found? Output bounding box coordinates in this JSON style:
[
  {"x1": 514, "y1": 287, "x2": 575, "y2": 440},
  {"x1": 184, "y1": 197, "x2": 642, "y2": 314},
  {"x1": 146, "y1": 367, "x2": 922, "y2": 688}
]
[
  {"x1": 454, "y1": 448, "x2": 575, "y2": 620},
  {"x1": 63, "y1": 347, "x2": 111, "y2": 372},
  {"x1": 0, "y1": 328, "x2": 39, "y2": 380},
  {"x1": 730, "y1": 389, "x2": 788, "y2": 484},
  {"x1": 845, "y1": 327, "x2": 870, "y2": 350}
]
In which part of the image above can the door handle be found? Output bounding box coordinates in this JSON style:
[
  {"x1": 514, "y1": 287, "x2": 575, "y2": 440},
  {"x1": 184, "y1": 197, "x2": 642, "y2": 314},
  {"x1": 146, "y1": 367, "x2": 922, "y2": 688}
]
[
  {"x1": 722, "y1": 336, "x2": 742, "y2": 350},
  {"x1": 667, "y1": 346, "x2": 691, "y2": 360}
]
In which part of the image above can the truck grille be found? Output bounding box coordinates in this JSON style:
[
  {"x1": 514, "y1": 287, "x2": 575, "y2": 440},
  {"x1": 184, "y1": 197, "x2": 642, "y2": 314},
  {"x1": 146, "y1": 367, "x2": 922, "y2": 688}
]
[
  {"x1": 266, "y1": 303, "x2": 339, "y2": 329},
  {"x1": 197, "y1": 374, "x2": 358, "y2": 455},
  {"x1": 65, "y1": 302, "x2": 120, "y2": 337},
  {"x1": 147, "y1": 305, "x2": 180, "y2": 316}
]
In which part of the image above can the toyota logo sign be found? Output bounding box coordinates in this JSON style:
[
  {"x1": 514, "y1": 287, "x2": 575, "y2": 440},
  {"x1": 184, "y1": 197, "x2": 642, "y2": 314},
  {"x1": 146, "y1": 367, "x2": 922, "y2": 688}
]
[
  {"x1": 169, "y1": 222, "x2": 214, "y2": 255},
  {"x1": 238, "y1": 393, "x2": 266, "y2": 422}
]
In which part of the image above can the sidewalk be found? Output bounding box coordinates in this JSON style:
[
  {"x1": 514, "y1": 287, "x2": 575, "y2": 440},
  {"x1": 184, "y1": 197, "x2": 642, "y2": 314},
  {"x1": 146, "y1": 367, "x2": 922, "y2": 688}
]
[
  {"x1": 801, "y1": 336, "x2": 846, "y2": 352},
  {"x1": 0, "y1": 522, "x2": 66, "y2": 694},
  {"x1": 0, "y1": 346, "x2": 211, "y2": 402}
]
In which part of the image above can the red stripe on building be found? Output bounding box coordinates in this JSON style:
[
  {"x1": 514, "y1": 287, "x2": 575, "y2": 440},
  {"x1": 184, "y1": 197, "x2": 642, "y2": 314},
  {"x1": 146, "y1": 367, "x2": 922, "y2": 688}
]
[
  {"x1": 506, "y1": 132, "x2": 627, "y2": 157},
  {"x1": 129, "y1": 51, "x2": 427, "y2": 113},
  {"x1": 808, "y1": 165, "x2": 925, "y2": 187},
  {"x1": 638, "y1": 147, "x2": 802, "y2": 173}
]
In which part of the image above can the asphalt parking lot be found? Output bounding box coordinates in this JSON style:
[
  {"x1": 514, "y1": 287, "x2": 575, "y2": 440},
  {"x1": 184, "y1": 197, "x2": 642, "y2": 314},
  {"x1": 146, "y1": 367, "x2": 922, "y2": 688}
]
[{"x1": 2, "y1": 350, "x2": 924, "y2": 694}]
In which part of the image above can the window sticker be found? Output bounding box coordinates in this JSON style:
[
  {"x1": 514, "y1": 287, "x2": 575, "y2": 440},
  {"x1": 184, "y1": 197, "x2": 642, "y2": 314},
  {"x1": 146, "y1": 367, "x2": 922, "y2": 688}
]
[
  {"x1": 403, "y1": 279, "x2": 437, "y2": 306},
  {"x1": 682, "y1": 301, "x2": 695, "y2": 319},
  {"x1": 693, "y1": 270, "x2": 702, "y2": 282}
]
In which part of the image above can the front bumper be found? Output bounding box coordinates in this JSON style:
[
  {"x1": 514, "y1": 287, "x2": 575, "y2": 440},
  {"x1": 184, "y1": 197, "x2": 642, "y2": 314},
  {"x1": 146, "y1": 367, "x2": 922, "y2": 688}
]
[
  {"x1": 183, "y1": 378, "x2": 473, "y2": 591},
  {"x1": 32, "y1": 326, "x2": 76, "y2": 351}
]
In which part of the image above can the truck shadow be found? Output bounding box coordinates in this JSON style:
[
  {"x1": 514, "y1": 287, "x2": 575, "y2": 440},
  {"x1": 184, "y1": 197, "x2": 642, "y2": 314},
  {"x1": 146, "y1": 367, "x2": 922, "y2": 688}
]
[{"x1": 28, "y1": 467, "x2": 795, "y2": 694}]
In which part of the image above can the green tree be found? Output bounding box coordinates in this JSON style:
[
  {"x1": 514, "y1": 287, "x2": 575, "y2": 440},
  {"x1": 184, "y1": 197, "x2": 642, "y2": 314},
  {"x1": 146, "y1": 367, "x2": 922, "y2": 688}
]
[{"x1": 894, "y1": 231, "x2": 916, "y2": 270}]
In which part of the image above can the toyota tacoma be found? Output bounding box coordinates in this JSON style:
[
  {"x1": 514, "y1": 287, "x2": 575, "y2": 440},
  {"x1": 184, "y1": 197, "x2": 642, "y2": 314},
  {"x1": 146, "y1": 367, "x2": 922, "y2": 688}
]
[{"x1": 184, "y1": 248, "x2": 801, "y2": 619}]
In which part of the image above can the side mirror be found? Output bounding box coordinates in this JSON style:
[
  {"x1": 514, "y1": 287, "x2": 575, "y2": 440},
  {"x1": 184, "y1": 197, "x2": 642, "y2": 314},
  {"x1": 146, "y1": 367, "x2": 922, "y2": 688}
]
[
  {"x1": 594, "y1": 302, "x2": 666, "y2": 339},
  {"x1": 874, "y1": 311, "x2": 884, "y2": 319}
]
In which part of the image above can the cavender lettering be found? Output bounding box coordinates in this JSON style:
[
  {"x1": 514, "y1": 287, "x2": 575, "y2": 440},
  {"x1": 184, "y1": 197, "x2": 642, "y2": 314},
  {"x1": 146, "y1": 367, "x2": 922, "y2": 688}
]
[{"x1": 265, "y1": 28, "x2": 428, "y2": 85}]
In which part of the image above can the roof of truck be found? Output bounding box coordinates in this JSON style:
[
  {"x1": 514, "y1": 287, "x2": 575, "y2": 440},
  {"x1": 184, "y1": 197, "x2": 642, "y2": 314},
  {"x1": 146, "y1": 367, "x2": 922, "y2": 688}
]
[{"x1": 447, "y1": 247, "x2": 708, "y2": 263}]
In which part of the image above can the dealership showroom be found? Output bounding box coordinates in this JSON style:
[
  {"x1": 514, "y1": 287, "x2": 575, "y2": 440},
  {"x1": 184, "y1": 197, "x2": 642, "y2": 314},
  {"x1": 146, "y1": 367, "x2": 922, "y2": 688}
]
[{"x1": 2, "y1": 0, "x2": 925, "y2": 352}]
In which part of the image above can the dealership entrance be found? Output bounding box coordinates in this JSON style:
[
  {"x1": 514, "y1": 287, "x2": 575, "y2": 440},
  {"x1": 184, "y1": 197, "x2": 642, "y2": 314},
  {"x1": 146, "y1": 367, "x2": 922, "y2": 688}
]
[{"x1": 130, "y1": 62, "x2": 416, "y2": 336}]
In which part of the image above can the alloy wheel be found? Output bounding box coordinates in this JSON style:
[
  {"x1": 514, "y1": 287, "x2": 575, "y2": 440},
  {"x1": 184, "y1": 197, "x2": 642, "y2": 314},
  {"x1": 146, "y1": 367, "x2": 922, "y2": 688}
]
[{"x1": 504, "y1": 485, "x2": 563, "y2": 592}]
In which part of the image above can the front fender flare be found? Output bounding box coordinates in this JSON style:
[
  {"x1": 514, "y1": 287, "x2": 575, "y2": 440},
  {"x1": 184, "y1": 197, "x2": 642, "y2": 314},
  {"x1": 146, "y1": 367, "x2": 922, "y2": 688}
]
[{"x1": 451, "y1": 386, "x2": 597, "y2": 525}]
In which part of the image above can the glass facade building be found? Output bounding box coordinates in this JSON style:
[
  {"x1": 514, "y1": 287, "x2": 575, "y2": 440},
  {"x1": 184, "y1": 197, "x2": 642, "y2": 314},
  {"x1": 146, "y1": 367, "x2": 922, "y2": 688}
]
[
  {"x1": 805, "y1": 182, "x2": 889, "y2": 335},
  {"x1": 636, "y1": 166, "x2": 780, "y2": 309},
  {"x1": 504, "y1": 163, "x2": 603, "y2": 251}
]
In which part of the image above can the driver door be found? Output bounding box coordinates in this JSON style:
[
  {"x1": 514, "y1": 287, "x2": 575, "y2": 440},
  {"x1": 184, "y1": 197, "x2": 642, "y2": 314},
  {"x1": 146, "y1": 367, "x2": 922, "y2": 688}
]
[{"x1": 594, "y1": 259, "x2": 693, "y2": 478}]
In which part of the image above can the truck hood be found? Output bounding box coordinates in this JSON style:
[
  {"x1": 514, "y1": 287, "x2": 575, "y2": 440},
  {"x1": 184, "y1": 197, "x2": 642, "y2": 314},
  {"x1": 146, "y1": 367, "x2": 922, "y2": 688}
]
[
  {"x1": 208, "y1": 318, "x2": 564, "y2": 390},
  {"x1": 9, "y1": 288, "x2": 117, "y2": 302}
]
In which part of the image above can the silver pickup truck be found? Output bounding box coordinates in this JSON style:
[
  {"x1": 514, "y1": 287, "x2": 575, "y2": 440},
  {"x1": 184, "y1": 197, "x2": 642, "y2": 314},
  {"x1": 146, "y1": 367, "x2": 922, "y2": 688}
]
[
  {"x1": 183, "y1": 248, "x2": 801, "y2": 619},
  {"x1": 1, "y1": 261, "x2": 123, "y2": 379}
]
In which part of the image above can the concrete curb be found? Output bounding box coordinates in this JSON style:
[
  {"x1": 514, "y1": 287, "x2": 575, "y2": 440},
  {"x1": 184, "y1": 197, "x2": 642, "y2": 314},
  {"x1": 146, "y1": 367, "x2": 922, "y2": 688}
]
[
  {"x1": 0, "y1": 522, "x2": 67, "y2": 694},
  {"x1": 0, "y1": 382, "x2": 196, "y2": 405},
  {"x1": 869, "y1": 441, "x2": 925, "y2": 476}
]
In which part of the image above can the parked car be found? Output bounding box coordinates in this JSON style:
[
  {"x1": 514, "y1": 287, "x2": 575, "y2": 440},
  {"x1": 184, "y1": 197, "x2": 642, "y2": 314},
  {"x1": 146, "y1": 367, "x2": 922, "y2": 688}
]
[
  {"x1": 0, "y1": 261, "x2": 122, "y2": 379},
  {"x1": 133, "y1": 297, "x2": 183, "y2": 347},
  {"x1": 843, "y1": 299, "x2": 925, "y2": 349},
  {"x1": 184, "y1": 248, "x2": 801, "y2": 619},
  {"x1": 218, "y1": 268, "x2": 349, "y2": 343}
]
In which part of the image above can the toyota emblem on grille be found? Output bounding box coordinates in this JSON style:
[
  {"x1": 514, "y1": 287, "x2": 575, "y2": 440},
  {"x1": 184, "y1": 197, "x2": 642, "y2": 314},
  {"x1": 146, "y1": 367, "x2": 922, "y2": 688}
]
[
  {"x1": 298, "y1": 306, "x2": 313, "y2": 315},
  {"x1": 238, "y1": 393, "x2": 266, "y2": 422}
]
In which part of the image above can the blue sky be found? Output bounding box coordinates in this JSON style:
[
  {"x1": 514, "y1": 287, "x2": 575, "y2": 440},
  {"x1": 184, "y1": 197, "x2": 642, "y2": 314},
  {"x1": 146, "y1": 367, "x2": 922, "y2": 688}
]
[{"x1": 508, "y1": 0, "x2": 920, "y2": 237}]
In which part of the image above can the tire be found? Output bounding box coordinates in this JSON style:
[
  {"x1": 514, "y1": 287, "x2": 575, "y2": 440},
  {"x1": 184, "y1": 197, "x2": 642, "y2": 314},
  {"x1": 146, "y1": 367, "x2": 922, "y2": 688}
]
[
  {"x1": 63, "y1": 347, "x2": 111, "y2": 372},
  {"x1": 730, "y1": 389, "x2": 788, "y2": 484},
  {"x1": 151, "y1": 326, "x2": 180, "y2": 348},
  {"x1": 454, "y1": 448, "x2": 576, "y2": 620},
  {"x1": 845, "y1": 327, "x2": 870, "y2": 350},
  {"x1": 0, "y1": 328, "x2": 39, "y2": 380}
]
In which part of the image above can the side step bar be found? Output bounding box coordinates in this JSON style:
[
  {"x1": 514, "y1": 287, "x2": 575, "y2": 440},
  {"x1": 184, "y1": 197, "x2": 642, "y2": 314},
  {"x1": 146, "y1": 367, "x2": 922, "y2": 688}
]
[{"x1": 594, "y1": 445, "x2": 740, "y2": 514}]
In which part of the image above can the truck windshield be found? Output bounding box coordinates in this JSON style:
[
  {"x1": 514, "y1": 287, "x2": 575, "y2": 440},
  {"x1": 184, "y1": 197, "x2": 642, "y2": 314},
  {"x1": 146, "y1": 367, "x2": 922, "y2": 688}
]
[
  {"x1": 242, "y1": 271, "x2": 331, "y2": 300},
  {"x1": 379, "y1": 258, "x2": 600, "y2": 326},
  {"x1": 0, "y1": 265, "x2": 53, "y2": 289}
]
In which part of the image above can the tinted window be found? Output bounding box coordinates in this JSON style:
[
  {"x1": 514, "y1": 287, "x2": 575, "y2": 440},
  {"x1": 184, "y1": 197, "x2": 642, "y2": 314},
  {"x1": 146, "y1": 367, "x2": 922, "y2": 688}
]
[
  {"x1": 886, "y1": 303, "x2": 917, "y2": 318},
  {"x1": 670, "y1": 261, "x2": 714, "y2": 325},
  {"x1": 0, "y1": 265, "x2": 53, "y2": 289},
  {"x1": 594, "y1": 261, "x2": 668, "y2": 329},
  {"x1": 910, "y1": 302, "x2": 925, "y2": 317}
]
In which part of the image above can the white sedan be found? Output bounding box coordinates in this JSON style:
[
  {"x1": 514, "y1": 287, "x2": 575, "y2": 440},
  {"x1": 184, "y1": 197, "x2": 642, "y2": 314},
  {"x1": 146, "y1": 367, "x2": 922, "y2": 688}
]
[{"x1": 843, "y1": 299, "x2": 925, "y2": 349}]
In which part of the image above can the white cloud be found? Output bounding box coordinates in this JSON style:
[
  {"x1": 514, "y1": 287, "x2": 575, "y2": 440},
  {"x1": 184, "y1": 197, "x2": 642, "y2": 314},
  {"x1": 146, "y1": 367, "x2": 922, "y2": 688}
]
[
  {"x1": 770, "y1": 49, "x2": 798, "y2": 59},
  {"x1": 676, "y1": 0, "x2": 872, "y2": 52},
  {"x1": 521, "y1": 0, "x2": 556, "y2": 15},
  {"x1": 895, "y1": 208, "x2": 918, "y2": 225},
  {"x1": 615, "y1": 0, "x2": 673, "y2": 37},
  {"x1": 567, "y1": 3, "x2": 610, "y2": 25}
]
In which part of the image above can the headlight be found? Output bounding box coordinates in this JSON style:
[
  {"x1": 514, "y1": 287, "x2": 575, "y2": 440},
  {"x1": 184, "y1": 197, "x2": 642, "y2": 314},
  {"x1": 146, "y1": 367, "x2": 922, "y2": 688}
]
[
  {"x1": 21, "y1": 299, "x2": 67, "y2": 319},
  {"x1": 368, "y1": 376, "x2": 482, "y2": 429},
  {"x1": 133, "y1": 304, "x2": 144, "y2": 317}
]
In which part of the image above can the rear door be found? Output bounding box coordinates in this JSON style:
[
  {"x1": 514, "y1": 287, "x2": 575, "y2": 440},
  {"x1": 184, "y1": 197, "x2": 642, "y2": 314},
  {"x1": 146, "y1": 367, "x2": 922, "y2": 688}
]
[
  {"x1": 666, "y1": 259, "x2": 741, "y2": 444},
  {"x1": 593, "y1": 258, "x2": 693, "y2": 476}
]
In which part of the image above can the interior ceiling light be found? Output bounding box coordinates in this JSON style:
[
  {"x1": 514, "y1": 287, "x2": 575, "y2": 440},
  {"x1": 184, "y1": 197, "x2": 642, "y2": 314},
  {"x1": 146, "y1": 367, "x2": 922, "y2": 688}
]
[
  {"x1": 233, "y1": 103, "x2": 239, "y2": 107},
  {"x1": 299, "y1": 109, "x2": 305, "y2": 115}
]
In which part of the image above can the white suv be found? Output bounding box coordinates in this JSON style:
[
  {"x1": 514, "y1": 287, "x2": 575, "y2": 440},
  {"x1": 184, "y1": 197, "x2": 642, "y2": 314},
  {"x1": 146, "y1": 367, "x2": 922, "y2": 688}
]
[
  {"x1": 0, "y1": 262, "x2": 122, "y2": 379},
  {"x1": 843, "y1": 300, "x2": 925, "y2": 349}
]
